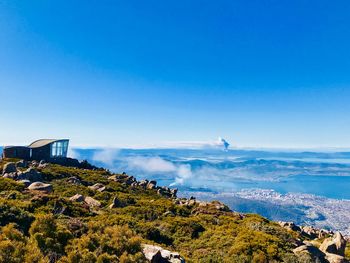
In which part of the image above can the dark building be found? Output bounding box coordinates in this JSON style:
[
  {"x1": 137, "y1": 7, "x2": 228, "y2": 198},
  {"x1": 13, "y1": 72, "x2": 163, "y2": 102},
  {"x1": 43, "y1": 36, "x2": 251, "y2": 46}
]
[
  {"x1": 2, "y1": 146, "x2": 31, "y2": 160},
  {"x1": 2, "y1": 139, "x2": 69, "y2": 160}
]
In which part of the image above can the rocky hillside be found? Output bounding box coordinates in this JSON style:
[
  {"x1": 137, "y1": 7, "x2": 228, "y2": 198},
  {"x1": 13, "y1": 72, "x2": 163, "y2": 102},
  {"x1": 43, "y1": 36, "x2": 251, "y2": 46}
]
[{"x1": 0, "y1": 158, "x2": 349, "y2": 263}]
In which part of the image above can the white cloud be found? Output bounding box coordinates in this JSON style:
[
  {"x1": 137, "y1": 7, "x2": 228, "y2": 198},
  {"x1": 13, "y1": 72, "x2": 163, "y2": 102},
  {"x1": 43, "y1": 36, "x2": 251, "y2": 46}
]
[
  {"x1": 67, "y1": 147, "x2": 81, "y2": 160},
  {"x1": 127, "y1": 157, "x2": 177, "y2": 173},
  {"x1": 92, "y1": 148, "x2": 120, "y2": 166}
]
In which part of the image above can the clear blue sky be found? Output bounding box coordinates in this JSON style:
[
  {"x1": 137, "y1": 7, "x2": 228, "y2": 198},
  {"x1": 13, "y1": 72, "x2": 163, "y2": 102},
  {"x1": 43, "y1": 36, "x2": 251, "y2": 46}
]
[{"x1": 1, "y1": 1, "x2": 350, "y2": 148}]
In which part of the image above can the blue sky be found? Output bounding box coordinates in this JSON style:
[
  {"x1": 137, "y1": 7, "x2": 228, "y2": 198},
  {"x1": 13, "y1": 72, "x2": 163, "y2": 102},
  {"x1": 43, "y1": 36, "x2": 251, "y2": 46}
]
[{"x1": 1, "y1": 1, "x2": 350, "y2": 148}]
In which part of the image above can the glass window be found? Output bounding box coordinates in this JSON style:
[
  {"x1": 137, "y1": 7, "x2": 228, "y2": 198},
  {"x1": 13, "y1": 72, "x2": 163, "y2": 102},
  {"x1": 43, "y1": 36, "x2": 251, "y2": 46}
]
[{"x1": 51, "y1": 140, "x2": 69, "y2": 157}]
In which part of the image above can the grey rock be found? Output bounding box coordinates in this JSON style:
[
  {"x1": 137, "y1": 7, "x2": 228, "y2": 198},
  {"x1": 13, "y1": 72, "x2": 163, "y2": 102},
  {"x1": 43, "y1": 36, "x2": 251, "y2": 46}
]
[
  {"x1": 3, "y1": 172, "x2": 17, "y2": 179},
  {"x1": 147, "y1": 181, "x2": 157, "y2": 189},
  {"x1": 109, "y1": 196, "x2": 122, "y2": 209},
  {"x1": 142, "y1": 244, "x2": 185, "y2": 263},
  {"x1": 88, "y1": 183, "x2": 106, "y2": 192},
  {"x1": 28, "y1": 182, "x2": 53, "y2": 193},
  {"x1": 278, "y1": 221, "x2": 302, "y2": 232},
  {"x1": 17, "y1": 168, "x2": 42, "y2": 182},
  {"x1": 16, "y1": 160, "x2": 28, "y2": 168},
  {"x1": 320, "y1": 232, "x2": 347, "y2": 256},
  {"x1": 18, "y1": 179, "x2": 31, "y2": 187},
  {"x1": 67, "y1": 176, "x2": 82, "y2": 185},
  {"x1": 293, "y1": 244, "x2": 326, "y2": 262},
  {"x1": 325, "y1": 253, "x2": 348, "y2": 263},
  {"x1": 2, "y1": 162, "x2": 17, "y2": 174},
  {"x1": 138, "y1": 179, "x2": 149, "y2": 188},
  {"x1": 69, "y1": 194, "x2": 85, "y2": 202},
  {"x1": 84, "y1": 196, "x2": 101, "y2": 208}
]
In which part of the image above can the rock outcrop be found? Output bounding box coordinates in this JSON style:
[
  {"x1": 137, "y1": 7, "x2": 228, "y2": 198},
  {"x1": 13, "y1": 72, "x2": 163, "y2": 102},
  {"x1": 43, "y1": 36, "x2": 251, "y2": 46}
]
[
  {"x1": 108, "y1": 174, "x2": 178, "y2": 198},
  {"x1": 320, "y1": 232, "x2": 347, "y2": 257},
  {"x1": 69, "y1": 194, "x2": 85, "y2": 202},
  {"x1": 88, "y1": 183, "x2": 106, "y2": 192},
  {"x1": 109, "y1": 196, "x2": 122, "y2": 209},
  {"x1": 2, "y1": 162, "x2": 17, "y2": 174},
  {"x1": 17, "y1": 167, "x2": 42, "y2": 182},
  {"x1": 16, "y1": 160, "x2": 27, "y2": 168},
  {"x1": 28, "y1": 182, "x2": 53, "y2": 193},
  {"x1": 291, "y1": 229, "x2": 349, "y2": 263},
  {"x1": 84, "y1": 196, "x2": 101, "y2": 208},
  {"x1": 142, "y1": 244, "x2": 185, "y2": 263}
]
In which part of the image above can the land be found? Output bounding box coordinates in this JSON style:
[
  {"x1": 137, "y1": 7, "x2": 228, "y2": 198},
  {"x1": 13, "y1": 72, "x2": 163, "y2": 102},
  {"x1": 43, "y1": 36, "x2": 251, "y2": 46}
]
[
  {"x1": 0, "y1": 158, "x2": 349, "y2": 263},
  {"x1": 185, "y1": 189, "x2": 350, "y2": 236}
]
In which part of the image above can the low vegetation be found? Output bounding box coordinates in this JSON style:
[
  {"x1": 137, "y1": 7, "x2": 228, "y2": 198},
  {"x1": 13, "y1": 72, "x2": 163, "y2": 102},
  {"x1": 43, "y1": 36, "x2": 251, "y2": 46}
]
[{"x1": 0, "y1": 159, "x2": 347, "y2": 262}]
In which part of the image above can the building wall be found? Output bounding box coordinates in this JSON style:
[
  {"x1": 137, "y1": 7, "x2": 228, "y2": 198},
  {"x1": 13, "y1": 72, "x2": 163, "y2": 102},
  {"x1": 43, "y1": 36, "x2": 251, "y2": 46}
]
[
  {"x1": 31, "y1": 144, "x2": 51, "y2": 161},
  {"x1": 2, "y1": 147, "x2": 30, "y2": 159}
]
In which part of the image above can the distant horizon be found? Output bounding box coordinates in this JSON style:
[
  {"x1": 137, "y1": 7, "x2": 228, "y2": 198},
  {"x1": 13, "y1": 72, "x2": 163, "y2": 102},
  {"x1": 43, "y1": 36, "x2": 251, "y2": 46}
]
[{"x1": 4, "y1": 141, "x2": 350, "y2": 153}]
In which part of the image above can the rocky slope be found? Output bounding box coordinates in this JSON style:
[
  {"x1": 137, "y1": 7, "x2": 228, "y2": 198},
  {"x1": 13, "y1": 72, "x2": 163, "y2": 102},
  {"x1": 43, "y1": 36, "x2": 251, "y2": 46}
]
[{"x1": 0, "y1": 158, "x2": 349, "y2": 263}]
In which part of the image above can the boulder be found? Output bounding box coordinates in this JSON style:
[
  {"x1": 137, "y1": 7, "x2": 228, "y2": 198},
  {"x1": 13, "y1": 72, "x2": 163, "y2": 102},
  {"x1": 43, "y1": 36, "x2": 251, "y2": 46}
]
[
  {"x1": 293, "y1": 244, "x2": 326, "y2": 262},
  {"x1": 109, "y1": 196, "x2": 122, "y2": 209},
  {"x1": 147, "y1": 180, "x2": 157, "y2": 189},
  {"x1": 302, "y1": 226, "x2": 319, "y2": 239},
  {"x1": 84, "y1": 196, "x2": 101, "y2": 208},
  {"x1": 30, "y1": 161, "x2": 39, "y2": 167},
  {"x1": 2, "y1": 162, "x2": 17, "y2": 174},
  {"x1": 2, "y1": 172, "x2": 17, "y2": 179},
  {"x1": 142, "y1": 244, "x2": 185, "y2": 263},
  {"x1": 108, "y1": 174, "x2": 136, "y2": 185},
  {"x1": 138, "y1": 180, "x2": 149, "y2": 188},
  {"x1": 16, "y1": 160, "x2": 28, "y2": 168},
  {"x1": 88, "y1": 183, "x2": 106, "y2": 192},
  {"x1": 18, "y1": 179, "x2": 31, "y2": 187},
  {"x1": 170, "y1": 188, "x2": 178, "y2": 198},
  {"x1": 320, "y1": 232, "x2": 346, "y2": 256},
  {"x1": 69, "y1": 194, "x2": 85, "y2": 203},
  {"x1": 67, "y1": 176, "x2": 82, "y2": 185},
  {"x1": 325, "y1": 253, "x2": 348, "y2": 263},
  {"x1": 278, "y1": 221, "x2": 302, "y2": 232},
  {"x1": 17, "y1": 168, "x2": 42, "y2": 182},
  {"x1": 28, "y1": 182, "x2": 53, "y2": 193}
]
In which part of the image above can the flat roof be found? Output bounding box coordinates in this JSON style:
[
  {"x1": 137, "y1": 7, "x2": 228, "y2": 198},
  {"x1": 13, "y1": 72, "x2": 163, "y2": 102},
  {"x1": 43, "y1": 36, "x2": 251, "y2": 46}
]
[{"x1": 28, "y1": 139, "x2": 69, "y2": 148}]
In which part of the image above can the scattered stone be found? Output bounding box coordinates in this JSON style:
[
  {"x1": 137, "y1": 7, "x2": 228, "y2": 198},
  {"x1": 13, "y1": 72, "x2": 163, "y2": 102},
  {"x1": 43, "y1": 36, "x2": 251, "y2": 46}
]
[
  {"x1": 108, "y1": 174, "x2": 136, "y2": 185},
  {"x1": 142, "y1": 244, "x2": 185, "y2": 263},
  {"x1": 84, "y1": 196, "x2": 101, "y2": 208},
  {"x1": 69, "y1": 194, "x2": 85, "y2": 203},
  {"x1": 17, "y1": 168, "x2": 42, "y2": 182},
  {"x1": 2, "y1": 162, "x2": 17, "y2": 174},
  {"x1": 138, "y1": 179, "x2": 149, "y2": 188},
  {"x1": 325, "y1": 253, "x2": 348, "y2": 263},
  {"x1": 18, "y1": 179, "x2": 31, "y2": 187},
  {"x1": 16, "y1": 160, "x2": 27, "y2": 168},
  {"x1": 293, "y1": 244, "x2": 326, "y2": 262},
  {"x1": 109, "y1": 196, "x2": 122, "y2": 209},
  {"x1": 28, "y1": 182, "x2": 53, "y2": 193},
  {"x1": 67, "y1": 176, "x2": 82, "y2": 185},
  {"x1": 30, "y1": 160, "x2": 39, "y2": 167},
  {"x1": 278, "y1": 221, "x2": 302, "y2": 232},
  {"x1": 2, "y1": 172, "x2": 17, "y2": 179},
  {"x1": 146, "y1": 180, "x2": 157, "y2": 189},
  {"x1": 320, "y1": 232, "x2": 346, "y2": 256},
  {"x1": 88, "y1": 183, "x2": 106, "y2": 192},
  {"x1": 302, "y1": 226, "x2": 319, "y2": 239},
  {"x1": 319, "y1": 229, "x2": 334, "y2": 239}
]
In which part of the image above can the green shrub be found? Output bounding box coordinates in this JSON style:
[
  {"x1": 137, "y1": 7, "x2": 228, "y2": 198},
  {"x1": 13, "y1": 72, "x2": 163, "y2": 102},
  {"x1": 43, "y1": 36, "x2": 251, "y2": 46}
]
[{"x1": 0, "y1": 200, "x2": 34, "y2": 233}]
